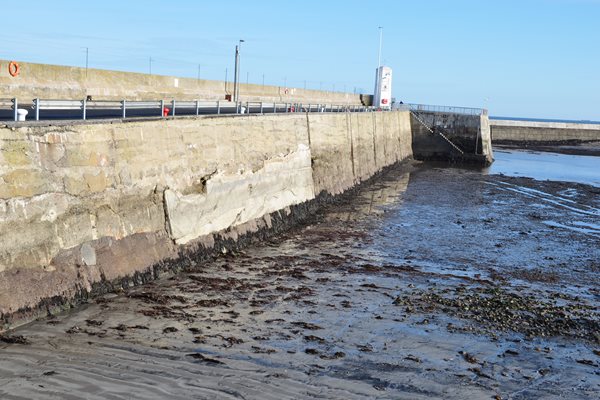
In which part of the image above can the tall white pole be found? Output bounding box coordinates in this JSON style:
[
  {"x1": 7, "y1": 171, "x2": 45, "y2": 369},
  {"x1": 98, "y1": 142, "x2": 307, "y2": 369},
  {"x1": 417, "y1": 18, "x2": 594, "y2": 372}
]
[
  {"x1": 378, "y1": 26, "x2": 383, "y2": 68},
  {"x1": 233, "y1": 45, "x2": 239, "y2": 101},
  {"x1": 233, "y1": 39, "x2": 245, "y2": 102}
]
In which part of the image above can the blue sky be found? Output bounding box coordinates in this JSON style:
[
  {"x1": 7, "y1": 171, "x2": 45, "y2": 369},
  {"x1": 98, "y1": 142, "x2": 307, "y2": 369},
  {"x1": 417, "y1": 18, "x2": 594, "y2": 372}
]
[{"x1": 1, "y1": 0, "x2": 599, "y2": 120}]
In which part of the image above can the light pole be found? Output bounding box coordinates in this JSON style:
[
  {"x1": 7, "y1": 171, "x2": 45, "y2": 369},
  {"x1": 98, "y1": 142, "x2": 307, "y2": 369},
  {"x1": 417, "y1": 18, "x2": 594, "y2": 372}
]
[
  {"x1": 83, "y1": 47, "x2": 89, "y2": 77},
  {"x1": 233, "y1": 39, "x2": 244, "y2": 102},
  {"x1": 377, "y1": 26, "x2": 383, "y2": 68},
  {"x1": 149, "y1": 57, "x2": 153, "y2": 75}
]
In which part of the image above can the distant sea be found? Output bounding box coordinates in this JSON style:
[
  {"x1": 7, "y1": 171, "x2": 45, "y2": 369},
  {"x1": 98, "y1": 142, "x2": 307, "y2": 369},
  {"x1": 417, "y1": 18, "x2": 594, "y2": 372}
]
[{"x1": 491, "y1": 116, "x2": 600, "y2": 125}]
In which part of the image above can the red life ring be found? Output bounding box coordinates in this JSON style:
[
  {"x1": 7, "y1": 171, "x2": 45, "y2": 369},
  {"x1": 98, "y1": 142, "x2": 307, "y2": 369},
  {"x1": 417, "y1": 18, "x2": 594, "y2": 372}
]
[
  {"x1": 284, "y1": 88, "x2": 289, "y2": 95},
  {"x1": 8, "y1": 61, "x2": 20, "y2": 77}
]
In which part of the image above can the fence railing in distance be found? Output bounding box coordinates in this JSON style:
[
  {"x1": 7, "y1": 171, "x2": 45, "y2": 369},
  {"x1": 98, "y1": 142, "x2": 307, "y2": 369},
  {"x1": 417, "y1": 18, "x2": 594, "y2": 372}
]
[{"x1": 395, "y1": 103, "x2": 486, "y2": 116}]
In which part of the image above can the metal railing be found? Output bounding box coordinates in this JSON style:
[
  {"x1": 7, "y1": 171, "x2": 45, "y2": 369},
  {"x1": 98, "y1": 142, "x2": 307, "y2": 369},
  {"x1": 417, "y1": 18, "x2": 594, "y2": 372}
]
[
  {"x1": 0, "y1": 98, "x2": 18, "y2": 121},
  {"x1": 395, "y1": 103, "x2": 486, "y2": 116},
  {"x1": 0, "y1": 97, "x2": 382, "y2": 123}
]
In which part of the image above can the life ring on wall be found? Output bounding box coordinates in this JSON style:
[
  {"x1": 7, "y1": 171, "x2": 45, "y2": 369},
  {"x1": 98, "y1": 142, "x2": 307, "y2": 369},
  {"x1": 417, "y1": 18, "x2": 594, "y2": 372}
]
[
  {"x1": 8, "y1": 61, "x2": 20, "y2": 77},
  {"x1": 284, "y1": 88, "x2": 289, "y2": 95}
]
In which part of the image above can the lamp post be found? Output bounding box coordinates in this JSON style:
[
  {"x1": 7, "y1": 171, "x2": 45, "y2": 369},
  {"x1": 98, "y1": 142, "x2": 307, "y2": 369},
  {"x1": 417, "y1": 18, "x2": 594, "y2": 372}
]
[
  {"x1": 377, "y1": 26, "x2": 383, "y2": 68},
  {"x1": 82, "y1": 47, "x2": 89, "y2": 77},
  {"x1": 233, "y1": 39, "x2": 244, "y2": 102}
]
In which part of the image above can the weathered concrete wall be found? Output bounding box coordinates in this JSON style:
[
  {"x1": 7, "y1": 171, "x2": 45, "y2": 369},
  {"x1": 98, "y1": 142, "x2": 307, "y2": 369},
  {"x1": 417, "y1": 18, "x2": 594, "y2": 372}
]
[
  {"x1": 410, "y1": 111, "x2": 493, "y2": 165},
  {"x1": 309, "y1": 112, "x2": 413, "y2": 195},
  {"x1": 490, "y1": 119, "x2": 600, "y2": 144},
  {"x1": 0, "y1": 111, "x2": 412, "y2": 328},
  {"x1": 0, "y1": 59, "x2": 361, "y2": 105}
]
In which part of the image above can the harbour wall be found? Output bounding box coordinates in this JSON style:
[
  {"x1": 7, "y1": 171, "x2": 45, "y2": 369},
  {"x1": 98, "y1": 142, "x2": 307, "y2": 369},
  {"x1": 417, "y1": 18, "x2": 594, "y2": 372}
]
[
  {"x1": 0, "y1": 60, "x2": 362, "y2": 105},
  {"x1": 410, "y1": 111, "x2": 493, "y2": 165},
  {"x1": 490, "y1": 119, "x2": 600, "y2": 144},
  {"x1": 0, "y1": 111, "x2": 412, "y2": 329}
]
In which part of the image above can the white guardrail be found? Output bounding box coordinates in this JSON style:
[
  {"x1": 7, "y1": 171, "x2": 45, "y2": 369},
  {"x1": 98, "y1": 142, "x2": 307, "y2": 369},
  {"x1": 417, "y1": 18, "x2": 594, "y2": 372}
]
[{"x1": 0, "y1": 98, "x2": 384, "y2": 122}]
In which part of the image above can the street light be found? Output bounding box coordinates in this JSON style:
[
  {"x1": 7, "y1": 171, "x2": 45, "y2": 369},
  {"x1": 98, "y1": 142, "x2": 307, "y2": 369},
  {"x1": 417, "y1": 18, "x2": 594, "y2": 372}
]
[
  {"x1": 233, "y1": 39, "x2": 245, "y2": 102},
  {"x1": 377, "y1": 26, "x2": 383, "y2": 68},
  {"x1": 82, "y1": 47, "x2": 89, "y2": 77}
]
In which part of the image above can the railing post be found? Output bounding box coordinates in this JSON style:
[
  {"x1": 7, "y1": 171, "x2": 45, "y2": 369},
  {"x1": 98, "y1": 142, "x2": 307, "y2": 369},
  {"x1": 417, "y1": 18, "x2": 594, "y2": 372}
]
[
  {"x1": 285, "y1": 103, "x2": 289, "y2": 113},
  {"x1": 82, "y1": 99, "x2": 87, "y2": 120},
  {"x1": 260, "y1": 102, "x2": 263, "y2": 114},
  {"x1": 246, "y1": 101, "x2": 249, "y2": 114},
  {"x1": 34, "y1": 98, "x2": 40, "y2": 121},
  {"x1": 274, "y1": 103, "x2": 276, "y2": 113},
  {"x1": 160, "y1": 100, "x2": 164, "y2": 117},
  {"x1": 196, "y1": 100, "x2": 199, "y2": 116},
  {"x1": 217, "y1": 100, "x2": 221, "y2": 115},
  {"x1": 172, "y1": 100, "x2": 176, "y2": 117},
  {"x1": 122, "y1": 100, "x2": 126, "y2": 118},
  {"x1": 12, "y1": 98, "x2": 17, "y2": 122}
]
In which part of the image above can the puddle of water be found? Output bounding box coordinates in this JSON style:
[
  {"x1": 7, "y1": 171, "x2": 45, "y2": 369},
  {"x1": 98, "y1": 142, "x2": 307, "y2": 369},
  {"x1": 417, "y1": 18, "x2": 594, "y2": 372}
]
[
  {"x1": 486, "y1": 181, "x2": 600, "y2": 217},
  {"x1": 543, "y1": 220, "x2": 600, "y2": 237},
  {"x1": 488, "y1": 149, "x2": 600, "y2": 187}
]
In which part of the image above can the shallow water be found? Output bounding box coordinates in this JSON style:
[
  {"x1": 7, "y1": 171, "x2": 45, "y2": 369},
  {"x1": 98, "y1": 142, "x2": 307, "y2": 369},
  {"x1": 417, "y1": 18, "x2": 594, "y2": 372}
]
[{"x1": 488, "y1": 148, "x2": 600, "y2": 187}]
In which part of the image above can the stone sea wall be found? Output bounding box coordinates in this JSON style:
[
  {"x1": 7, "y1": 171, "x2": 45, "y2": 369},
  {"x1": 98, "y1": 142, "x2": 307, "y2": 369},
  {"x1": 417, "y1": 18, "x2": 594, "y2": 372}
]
[
  {"x1": 0, "y1": 59, "x2": 362, "y2": 105},
  {"x1": 410, "y1": 111, "x2": 494, "y2": 165},
  {"x1": 0, "y1": 111, "x2": 412, "y2": 329},
  {"x1": 490, "y1": 119, "x2": 600, "y2": 144}
]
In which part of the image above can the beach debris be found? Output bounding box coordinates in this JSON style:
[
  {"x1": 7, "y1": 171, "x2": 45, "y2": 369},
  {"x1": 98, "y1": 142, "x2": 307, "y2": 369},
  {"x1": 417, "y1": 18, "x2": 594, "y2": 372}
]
[
  {"x1": 459, "y1": 351, "x2": 479, "y2": 364},
  {"x1": 186, "y1": 353, "x2": 225, "y2": 365},
  {"x1": 0, "y1": 334, "x2": 30, "y2": 345}
]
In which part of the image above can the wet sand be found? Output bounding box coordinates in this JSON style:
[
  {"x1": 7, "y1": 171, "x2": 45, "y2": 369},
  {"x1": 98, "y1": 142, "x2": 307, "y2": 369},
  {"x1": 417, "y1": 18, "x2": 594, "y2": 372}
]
[{"x1": 1, "y1": 156, "x2": 599, "y2": 399}]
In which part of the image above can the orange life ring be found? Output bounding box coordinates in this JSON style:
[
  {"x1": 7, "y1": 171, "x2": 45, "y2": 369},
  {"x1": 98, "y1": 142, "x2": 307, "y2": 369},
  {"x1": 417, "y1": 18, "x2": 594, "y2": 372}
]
[{"x1": 8, "y1": 61, "x2": 20, "y2": 77}]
